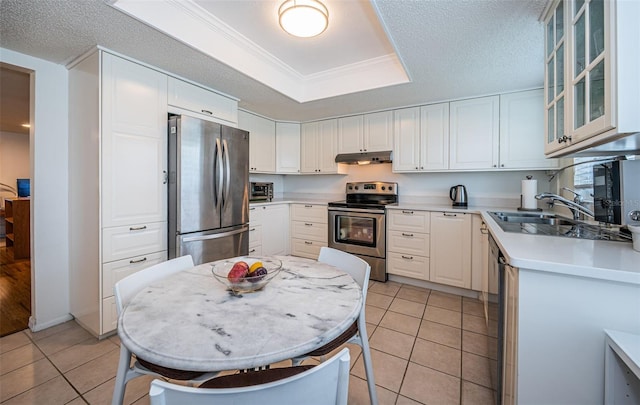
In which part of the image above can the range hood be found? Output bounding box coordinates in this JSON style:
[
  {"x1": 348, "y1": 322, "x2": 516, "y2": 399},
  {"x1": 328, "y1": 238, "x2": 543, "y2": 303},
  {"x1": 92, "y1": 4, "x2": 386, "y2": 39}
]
[{"x1": 334, "y1": 151, "x2": 392, "y2": 165}]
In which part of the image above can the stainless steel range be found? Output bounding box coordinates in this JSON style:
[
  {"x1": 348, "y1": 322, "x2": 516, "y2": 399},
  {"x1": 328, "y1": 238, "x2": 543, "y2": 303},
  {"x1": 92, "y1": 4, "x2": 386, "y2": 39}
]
[{"x1": 328, "y1": 181, "x2": 398, "y2": 282}]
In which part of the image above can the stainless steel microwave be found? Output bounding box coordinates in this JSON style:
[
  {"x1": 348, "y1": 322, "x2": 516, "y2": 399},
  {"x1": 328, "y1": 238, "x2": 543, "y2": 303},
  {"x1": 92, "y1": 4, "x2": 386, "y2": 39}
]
[
  {"x1": 250, "y1": 182, "x2": 273, "y2": 202},
  {"x1": 593, "y1": 160, "x2": 640, "y2": 226}
]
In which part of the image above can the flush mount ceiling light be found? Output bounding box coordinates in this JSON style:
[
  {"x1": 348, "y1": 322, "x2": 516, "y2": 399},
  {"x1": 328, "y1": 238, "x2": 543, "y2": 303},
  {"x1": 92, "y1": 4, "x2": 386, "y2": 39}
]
[{"x1": 279, "y1": 0, "x2": 328, "y2": 38}]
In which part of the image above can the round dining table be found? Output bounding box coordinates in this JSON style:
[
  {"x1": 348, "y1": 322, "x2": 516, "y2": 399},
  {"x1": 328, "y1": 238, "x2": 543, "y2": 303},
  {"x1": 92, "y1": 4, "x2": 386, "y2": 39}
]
[{"x1": 117, "y1": 255, "x2": 363, "y2": 372}]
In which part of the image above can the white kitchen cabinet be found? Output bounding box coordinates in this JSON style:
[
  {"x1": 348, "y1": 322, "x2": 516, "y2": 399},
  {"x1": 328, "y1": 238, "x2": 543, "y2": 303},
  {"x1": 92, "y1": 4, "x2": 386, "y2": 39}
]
[
  {"x1": 262, "y1": 204, "x2": 290, "y2": 255},
  {"x1": 429, "y1": 212, "x2": 472, "y2": 288},
  {"x1": 393, "y1": 105, "x2": 449, "y2": 172},
  {"x1": 338, "y1": 111, "x2": 393, "y2": 154},
  {"x1": 503, "y1": 263, "x2": 519, "y2": 405},
  {"x1": 275, "y1": 122, "x2": 300, "y2": 173},
  {"x1": 470, "y1": 215, "x2": 488, "y2": 293},
  {"x1": 300, "y1": 120, "x2": 345, "y2": 174},
  {"x1": 167, "y1": 76, "x2": 238, "y2": 125},
  {"x1": 386, "y1": 209, "x2": 430, "y2": 280},
  {"x1": 69, "y1": 50, "x2": 168, "y2": 337},
  {"x1": 290, "y1": 204, "x2": 327, "y2": 259},
  {"x1": 544, "y1": 0, "x2": 640, "y2": 157},
  {"x1": 249, "y1": 204, "x2": 289, "y2": 256},
  {"x1": 449, "y1": 96, "x2": 500, "y2": 170},
  {"x1": 364, "y1": 111, "x2": 394, "y2": 152},
  {"x1": 239, "y1": 110, "x2": 276, "y2": 173},
  {"x1": 337, "y1": 115, "x2": 364, "y2": 153},
  {"x1": 500, "y1": 90, "x2": 558, "y2": 169}
]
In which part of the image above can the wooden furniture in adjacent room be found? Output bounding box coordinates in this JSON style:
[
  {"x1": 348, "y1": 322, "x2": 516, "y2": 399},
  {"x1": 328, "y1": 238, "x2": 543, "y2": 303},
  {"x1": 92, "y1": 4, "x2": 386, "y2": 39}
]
[{"x1": 4, "y1": 198, "x2": 30, "y2": 259}]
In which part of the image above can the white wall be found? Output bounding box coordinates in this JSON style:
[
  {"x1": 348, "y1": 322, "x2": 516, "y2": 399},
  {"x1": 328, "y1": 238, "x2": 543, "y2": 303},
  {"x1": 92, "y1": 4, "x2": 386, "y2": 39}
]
[
  {"x1": 282, "y1": 164, "x2": 552, "y2": 208},
  {"x1": 0, "y1": 130, "x2": 30, "y2": 208},
  {"x1": 0, "y1": 48, "x2": 71, "y2": 331}
]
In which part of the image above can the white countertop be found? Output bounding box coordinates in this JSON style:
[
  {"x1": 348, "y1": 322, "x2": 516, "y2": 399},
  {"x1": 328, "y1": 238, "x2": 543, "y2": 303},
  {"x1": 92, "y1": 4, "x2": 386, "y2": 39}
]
[
  {"x1": 390, "y1": 202, "x2": 640, "y2": 284},
  {"x1": 251, "y1": 197, "x2": 640, "y2": 284}
]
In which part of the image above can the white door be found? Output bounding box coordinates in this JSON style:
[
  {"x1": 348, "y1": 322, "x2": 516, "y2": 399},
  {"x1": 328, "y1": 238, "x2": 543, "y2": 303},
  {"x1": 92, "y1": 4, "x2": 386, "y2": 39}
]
[
  {"x1": 300, "y1": 122, "x2": 319, "y2": 173},
  {"x1": 392, "y1": 107, "x2": 421, "y2": 172},
  {"x1": 337, "y1": 115, "x2": 364, "y2": 153},
  {"x1": 318, "y1": 119, "x2": 339, "y2": 173},
  {"x1": 101, "y1": 53, "x2": 168, "y2": 228},
  {"x1": 420, "y1": 103, "x2": 449, "y2": 170},
  {"x1": 449, "y1": 96, "x2": 499, "y2": 170},
  {"x1": 429, "y1": 212, "x2": 472, "y2": 288},
  {"x1": 364, "y1": 111, "x2": 393, "y2": 152},
  {"x1": 261, "y1": 204, "x2": 290, "y2": 255},
  {"x1": 275, "y1": 122, "x2": 300, "y2": 173}
]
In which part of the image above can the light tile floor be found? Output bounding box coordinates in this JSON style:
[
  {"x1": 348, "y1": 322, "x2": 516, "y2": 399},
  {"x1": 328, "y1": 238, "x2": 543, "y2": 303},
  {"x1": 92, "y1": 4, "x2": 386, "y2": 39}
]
[{"x1": 0, "y1": 281, "x2": 497, "y2": 404}]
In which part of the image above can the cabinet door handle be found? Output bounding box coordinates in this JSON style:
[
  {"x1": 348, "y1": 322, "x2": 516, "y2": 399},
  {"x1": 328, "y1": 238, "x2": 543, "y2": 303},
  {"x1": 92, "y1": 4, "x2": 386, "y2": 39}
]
[
  {"x1": 249, "y1": 248, "x2": 256, "y2": 253},
  {"x1": 402, "y1": 232, "x2": 414, "y2": 237},
  {"x1": 402, "y1": 210, "x2": 414, "y2": 214},
  {"x1": 304, "y1": 241, "x2": 313, "y2": 245},
  {"x1": 304, "y1": 223, "x2": 313, "y2": 226},
  {"x1": 443, "y1": 213, "x2": 457, "y2": 217},
  {"x1": 201, "y1": 109, "x2": 213, "y2": 115},
  {"x1": 129, "y1": 225, "x2": 147, "y2": 231},
  {"x1": 129, "y1": 257, "x2": 147, "y2": 264},
  {"x1": 250, "y1": 228, "x2": 256, "y2": 231},
  {"x1": 304, "y1": 205, "x2": 313, "y2": 208},
  {"x1": 480, "y1": 228, "x2": 488, "y2": 234},
  {"x1": 401, "y1": 255, "x2": 413, "y2": 260},
  {"x1": 163, "y1": 170, "x2": 168, "y2": 184}
]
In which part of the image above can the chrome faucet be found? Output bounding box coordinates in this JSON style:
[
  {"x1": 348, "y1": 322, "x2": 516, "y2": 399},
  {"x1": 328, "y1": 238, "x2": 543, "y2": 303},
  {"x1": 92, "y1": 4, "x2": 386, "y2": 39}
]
[{"x1": 535, "y1": 190, "x2": 595, "y2": 220}]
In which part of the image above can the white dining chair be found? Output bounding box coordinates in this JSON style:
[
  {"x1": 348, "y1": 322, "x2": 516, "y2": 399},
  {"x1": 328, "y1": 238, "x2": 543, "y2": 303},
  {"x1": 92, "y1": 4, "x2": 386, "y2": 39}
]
[
  {"x1": 148, "y1": 348, "x2": 351, "y2": 405},
  {"x1": 292, "y1": 247, "x2": 378, "y2": 405},
  {"x1": 112, "y1": 255, "x2": 218, "y2": 405}
]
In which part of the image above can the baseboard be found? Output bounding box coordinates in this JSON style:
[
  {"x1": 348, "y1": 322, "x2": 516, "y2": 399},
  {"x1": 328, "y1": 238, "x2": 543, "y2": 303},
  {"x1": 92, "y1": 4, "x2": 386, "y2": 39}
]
[
  {"x1": 387, "y1": 275, "x2": 481, "y2": 299},
  {"x1": 28, "y1": 314, "x2": 74, "y2": 332}
]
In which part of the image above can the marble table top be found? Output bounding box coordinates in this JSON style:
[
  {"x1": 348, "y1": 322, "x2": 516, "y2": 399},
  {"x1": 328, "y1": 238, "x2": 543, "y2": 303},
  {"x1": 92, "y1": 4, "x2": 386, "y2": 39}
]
[{"x1": 118, "y1": 255, "x2": 363, "y2": 372}]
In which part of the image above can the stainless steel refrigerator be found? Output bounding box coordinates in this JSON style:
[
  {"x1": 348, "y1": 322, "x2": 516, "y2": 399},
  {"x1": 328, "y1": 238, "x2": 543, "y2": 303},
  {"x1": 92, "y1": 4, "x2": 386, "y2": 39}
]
[{"x1": 168, "y1": 115, "x2": 249, "y2": 265}]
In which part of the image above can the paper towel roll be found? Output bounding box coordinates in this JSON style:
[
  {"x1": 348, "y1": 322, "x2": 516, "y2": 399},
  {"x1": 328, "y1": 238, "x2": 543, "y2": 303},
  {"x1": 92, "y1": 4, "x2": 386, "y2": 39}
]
[{"x1": 521, "y1": 179, "x2": 537, "y2": 209}]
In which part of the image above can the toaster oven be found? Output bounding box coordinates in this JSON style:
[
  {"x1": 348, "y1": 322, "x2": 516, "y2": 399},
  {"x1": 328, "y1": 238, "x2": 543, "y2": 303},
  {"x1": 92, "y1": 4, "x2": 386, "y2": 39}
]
[{"x1": 250, "y1": 182, "x2": 273, "y2": 202}]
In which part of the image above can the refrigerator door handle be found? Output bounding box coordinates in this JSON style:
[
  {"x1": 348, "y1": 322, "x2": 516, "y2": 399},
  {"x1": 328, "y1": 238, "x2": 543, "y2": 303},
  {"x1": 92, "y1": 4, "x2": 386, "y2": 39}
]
[
  {"x1": 181, "y1": 225, "x2": 249, "y2": 243},
  {"x1": 215, "y1": 138, "x2": 223, "y2": 212},
  {"x1": 223, "y1": 138, "x2": 231, "y2": 208}
]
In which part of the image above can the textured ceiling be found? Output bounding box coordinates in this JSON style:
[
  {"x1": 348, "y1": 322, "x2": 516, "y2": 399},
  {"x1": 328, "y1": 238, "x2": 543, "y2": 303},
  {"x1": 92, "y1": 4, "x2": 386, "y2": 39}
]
[{"x1": 0, "y1": 0, "x2": 547, "y2": 122}]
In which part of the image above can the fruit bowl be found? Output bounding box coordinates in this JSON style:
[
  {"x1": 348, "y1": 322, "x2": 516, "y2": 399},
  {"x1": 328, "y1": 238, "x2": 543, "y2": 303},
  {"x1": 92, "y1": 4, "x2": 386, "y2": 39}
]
[{"x1": 211, "y1": 257, "x2": 282, "y2": 294}]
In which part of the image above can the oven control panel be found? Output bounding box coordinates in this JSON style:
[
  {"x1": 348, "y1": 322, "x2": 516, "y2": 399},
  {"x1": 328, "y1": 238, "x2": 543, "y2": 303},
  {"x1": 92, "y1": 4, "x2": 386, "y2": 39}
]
[{"x1": 346, "y1": 181, "x2": 398, "y2": 195}]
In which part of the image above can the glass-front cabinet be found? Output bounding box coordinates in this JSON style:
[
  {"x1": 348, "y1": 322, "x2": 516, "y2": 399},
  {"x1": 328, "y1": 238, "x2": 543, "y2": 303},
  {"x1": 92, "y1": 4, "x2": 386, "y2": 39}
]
[
  {"x1": 544, "y1": 0, "x2": 566, "y2": 154},
  {"x1": 543, "y1": 0, "x2": 640, "y2": 157}
]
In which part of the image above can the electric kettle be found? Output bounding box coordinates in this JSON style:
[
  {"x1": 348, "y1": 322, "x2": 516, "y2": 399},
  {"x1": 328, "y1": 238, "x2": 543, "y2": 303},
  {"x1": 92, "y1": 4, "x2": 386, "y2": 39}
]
[{"x1": 449, "y1": 185, "x2": 468, "y2": 207}]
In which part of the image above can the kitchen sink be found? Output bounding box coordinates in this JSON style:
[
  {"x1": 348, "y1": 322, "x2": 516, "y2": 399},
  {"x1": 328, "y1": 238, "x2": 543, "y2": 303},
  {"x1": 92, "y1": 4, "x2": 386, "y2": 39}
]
[{"x1": 488, "y1": 211, "x2": 632, "y2": 242}]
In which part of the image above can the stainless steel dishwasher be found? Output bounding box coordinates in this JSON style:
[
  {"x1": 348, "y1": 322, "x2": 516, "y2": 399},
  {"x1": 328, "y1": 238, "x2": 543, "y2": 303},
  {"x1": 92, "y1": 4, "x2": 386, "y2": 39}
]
[{"x1": 488, "y1": 234, "x2": 505, "y2": 405}]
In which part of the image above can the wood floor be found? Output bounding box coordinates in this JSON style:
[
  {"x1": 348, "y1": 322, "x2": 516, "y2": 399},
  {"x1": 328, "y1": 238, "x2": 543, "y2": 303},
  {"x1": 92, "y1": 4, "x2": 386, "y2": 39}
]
[{"x1": 0, "y1": 240, "x2": 31, "y2": 337}]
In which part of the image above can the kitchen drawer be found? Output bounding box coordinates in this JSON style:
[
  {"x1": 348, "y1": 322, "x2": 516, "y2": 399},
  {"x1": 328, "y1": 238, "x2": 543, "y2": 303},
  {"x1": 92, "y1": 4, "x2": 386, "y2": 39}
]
[
  {"x1": 290, "y1": 238, "x2": 326, "y2": 260},
  {"x1": 101, "y1": 251, "x2": 167, "y2": 299},
  {"x1": 387, "y1": 251, "x2": 430, "y2": 280},
  {"x1": 249, "y1": 224, "x2": 262, "y2": 248},
  {"x1": 388, "y1": 230, "x2": 430, "y2": 257},
  {"x1": 291, "y1": 221, "x2": 327, "y2": 242},
  {"x1": 249, "y1": 205, "x2": 263, "y2": 224},
  {"x1": 102, "y1": 222, "x2": 167, "y2": 263},
  {"x1": 291, "y1": 204, "x2": 327, "y2": 224},
  {"x1": 387, "y1": 209, "x2": 430, "y2": 233},
  {"x1": 102, "y1": 296, "x2": 117, "y2": 334}
]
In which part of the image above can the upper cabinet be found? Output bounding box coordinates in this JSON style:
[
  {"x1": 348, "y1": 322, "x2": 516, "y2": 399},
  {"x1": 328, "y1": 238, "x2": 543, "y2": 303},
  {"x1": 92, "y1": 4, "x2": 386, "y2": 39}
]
[
  {"x1": 392, "y1": 104, "x2": 449, "y2": 172},
  {"x1": 300, "y1": 119, "x2": 345, "y2": 174},
  {"x1": 338, "y1": 111, "x2": 393, "y2": 154},
  {"x1": 449, "y1": 96, "x2": 500, "y2": 170},
  {"x1": 500, "y1": 89, "x2": 558, "y2": 169},
  {"x1": 238, "y1": 110, "x2": 276, "y2": 173},
  {"x1": 167, "y1": 77, "x2": 238, "y2": 125},
  {"x1": 275, "y1": 122, "x2": 301, "y2": 174},
  {"x1": 544, "y1": 0, "x2": 640, "y2": 156}
]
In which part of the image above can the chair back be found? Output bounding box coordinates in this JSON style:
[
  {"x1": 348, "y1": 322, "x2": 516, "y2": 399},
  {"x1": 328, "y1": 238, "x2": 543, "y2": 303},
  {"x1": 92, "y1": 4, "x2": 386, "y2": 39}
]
[
  {"x1": 318, "y1": 247, "x2": 371, "y2": 299},
  {"x1": 149, "y1": 348, "x2": 350, "y2": 405},
  {"x1": 114, "y1": 255, "x2": 194, "y2": 316}
]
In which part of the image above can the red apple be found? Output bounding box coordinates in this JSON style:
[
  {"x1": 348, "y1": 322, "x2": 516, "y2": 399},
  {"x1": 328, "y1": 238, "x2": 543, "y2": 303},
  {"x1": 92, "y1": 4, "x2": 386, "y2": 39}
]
[{"x1": 227, "y1": 261, "x2": 249, "y2": 283}]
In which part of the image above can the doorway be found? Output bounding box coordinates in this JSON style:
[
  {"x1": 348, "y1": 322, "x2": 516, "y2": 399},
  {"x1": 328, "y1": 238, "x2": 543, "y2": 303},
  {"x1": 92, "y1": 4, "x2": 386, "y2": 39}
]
[{"x1": 0, "y1": 63, "x2": 32, "y2": 337}]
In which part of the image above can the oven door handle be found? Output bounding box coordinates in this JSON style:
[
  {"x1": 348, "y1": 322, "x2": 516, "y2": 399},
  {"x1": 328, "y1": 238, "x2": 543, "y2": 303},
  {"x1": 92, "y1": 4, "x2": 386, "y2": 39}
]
[{"x1": 328, "y1": 207, "x2": 385, "y2": 214}]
